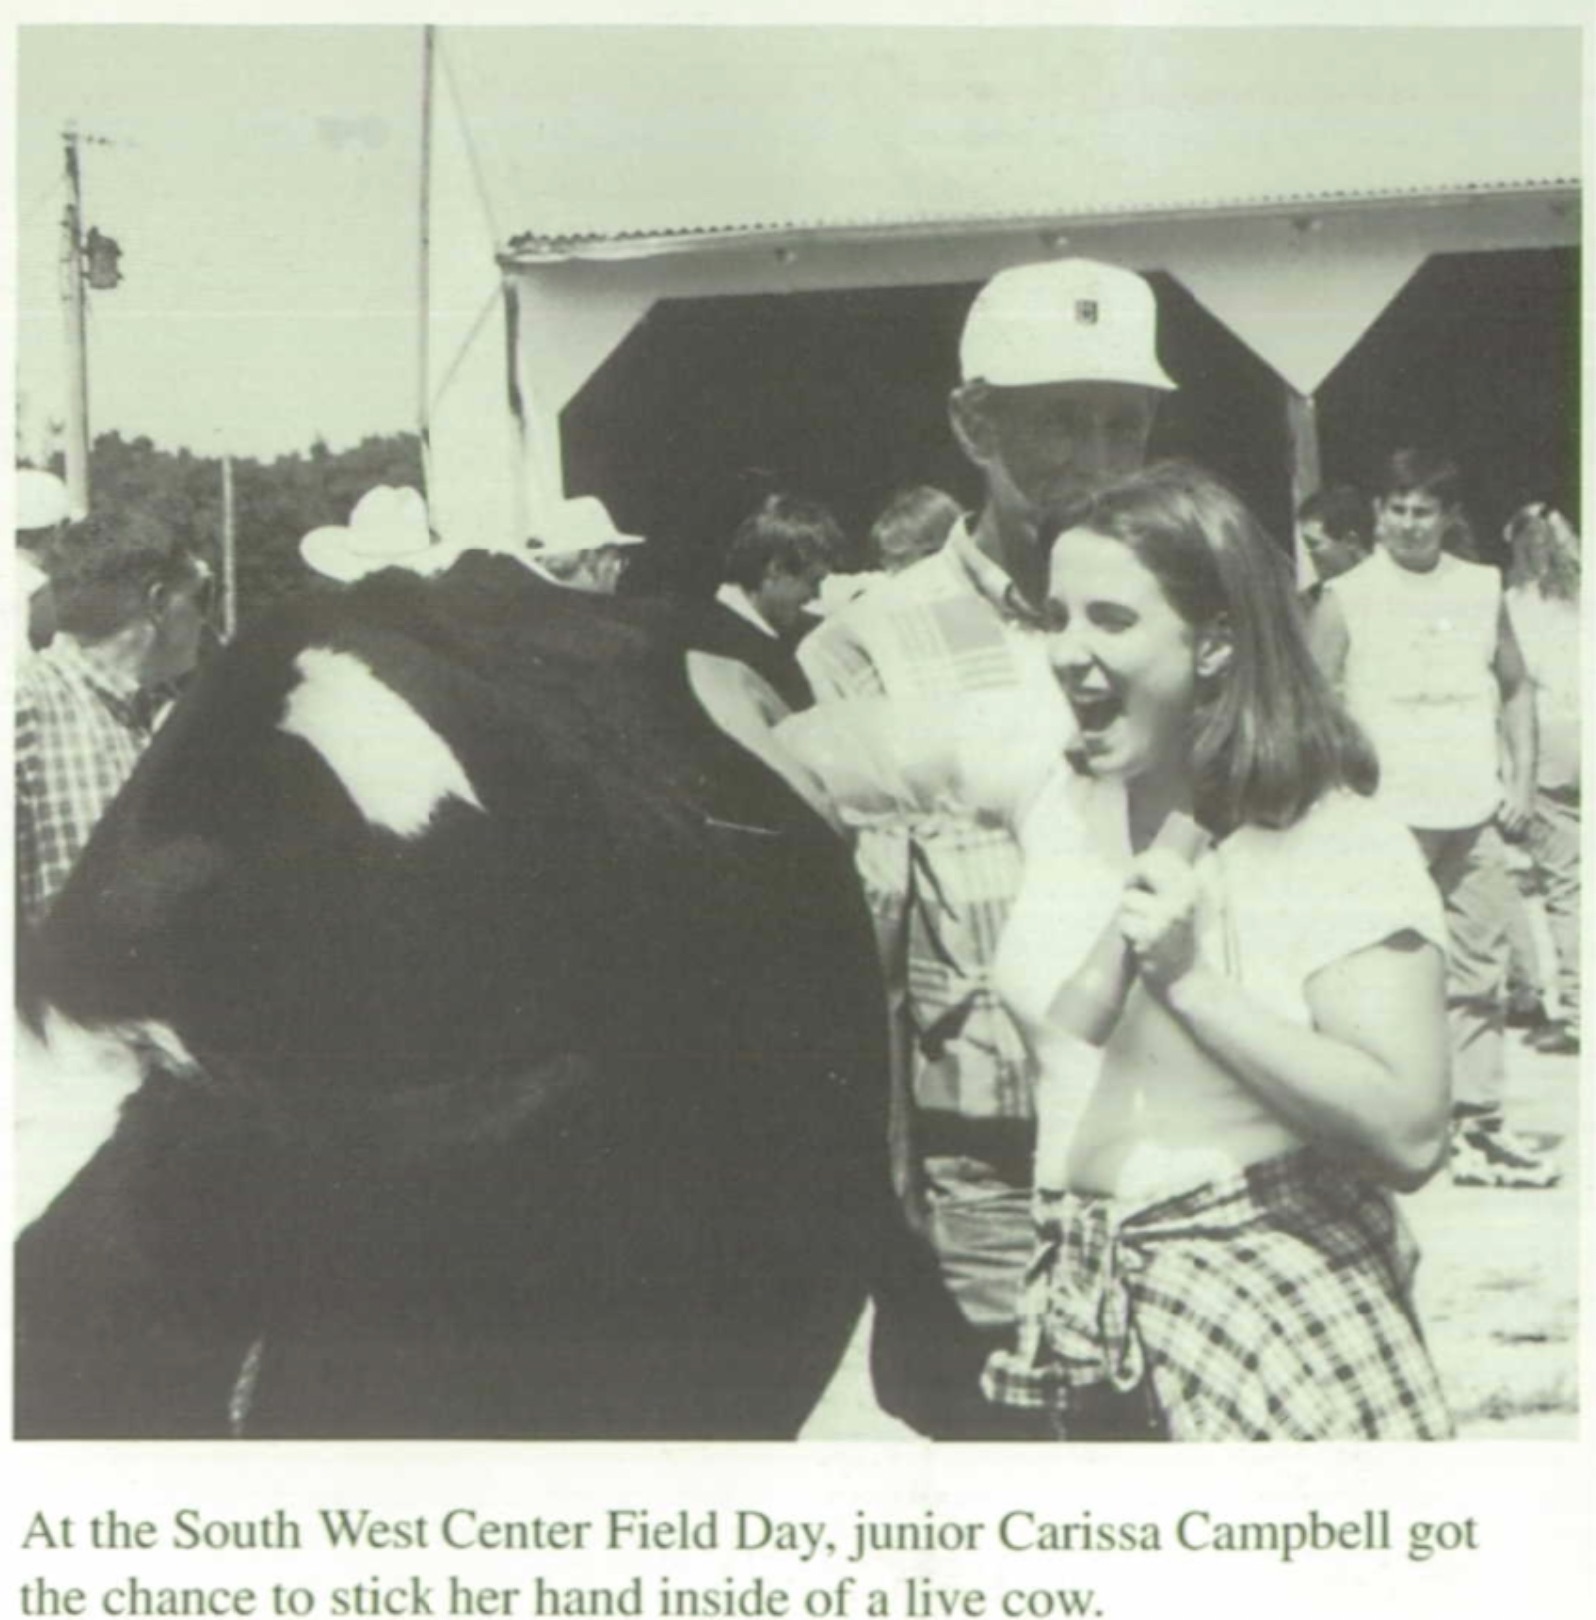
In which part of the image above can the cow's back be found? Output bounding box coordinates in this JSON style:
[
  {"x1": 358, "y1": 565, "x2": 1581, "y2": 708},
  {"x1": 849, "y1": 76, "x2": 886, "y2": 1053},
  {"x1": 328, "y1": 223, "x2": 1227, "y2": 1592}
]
[{"x1": 17, "y1": 556, "x2": 890, "y2": 1439}]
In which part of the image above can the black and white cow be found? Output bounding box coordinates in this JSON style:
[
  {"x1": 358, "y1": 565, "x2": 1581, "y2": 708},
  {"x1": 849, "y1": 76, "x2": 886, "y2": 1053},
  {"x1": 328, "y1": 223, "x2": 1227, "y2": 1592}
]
[{"x1": 15, "y1": 551, "x2": 965, "y2": 1440}]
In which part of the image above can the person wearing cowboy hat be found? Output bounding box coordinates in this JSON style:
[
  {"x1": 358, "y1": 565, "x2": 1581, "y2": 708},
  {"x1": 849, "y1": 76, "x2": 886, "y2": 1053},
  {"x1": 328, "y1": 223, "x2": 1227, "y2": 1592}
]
[
  {"x1": 797, "y1": 259, "x2": 1176, "y2": 1436},
  {"x1": 523, "y1": 496, "x2": 647, "y2": 596},
  {"x1": 300, "y1": 485, "x2": 446, "y2": 585}
]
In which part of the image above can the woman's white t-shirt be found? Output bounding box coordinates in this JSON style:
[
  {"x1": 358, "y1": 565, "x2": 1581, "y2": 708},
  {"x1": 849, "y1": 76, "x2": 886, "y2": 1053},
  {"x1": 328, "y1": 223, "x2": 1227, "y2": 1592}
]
[{"x1": 996, "y1": 769, "x2": 1447, "y2": 1201}]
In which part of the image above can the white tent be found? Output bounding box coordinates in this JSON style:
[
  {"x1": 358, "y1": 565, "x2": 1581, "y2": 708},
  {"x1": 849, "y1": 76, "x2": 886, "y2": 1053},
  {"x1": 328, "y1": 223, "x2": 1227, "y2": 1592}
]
[{"x1": 424, "y1": 27, "x2": 1580, "y2": 549}]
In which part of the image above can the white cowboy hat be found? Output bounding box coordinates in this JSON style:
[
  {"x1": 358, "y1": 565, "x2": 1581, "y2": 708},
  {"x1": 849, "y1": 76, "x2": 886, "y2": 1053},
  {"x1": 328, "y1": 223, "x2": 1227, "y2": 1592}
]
[
  {"x1": 301, "y1": 485, "x2": 441, "y2": 583},
  {"x1": 960, "y1": 259, "x2": 1175, "y2": 392},
  {"x1": 529, "y1": 495, "x2": 645, "y2": 555}
]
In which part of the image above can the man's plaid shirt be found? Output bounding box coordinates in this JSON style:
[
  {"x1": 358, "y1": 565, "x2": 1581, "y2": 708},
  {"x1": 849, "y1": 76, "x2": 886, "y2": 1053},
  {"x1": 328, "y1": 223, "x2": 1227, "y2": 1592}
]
[
  {"x1": 800, "y1": 523, "x2": 1067, "y2": 1121},
  {"x1": 16, "y1": 638, "x2": 152, "y2": 930}
]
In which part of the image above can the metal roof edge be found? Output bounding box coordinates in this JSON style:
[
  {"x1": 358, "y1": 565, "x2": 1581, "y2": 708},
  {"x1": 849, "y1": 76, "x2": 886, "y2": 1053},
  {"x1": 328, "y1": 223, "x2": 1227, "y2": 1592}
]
[{"x1": 498, "y1": 178, "x2": 1581, "y2": 268}]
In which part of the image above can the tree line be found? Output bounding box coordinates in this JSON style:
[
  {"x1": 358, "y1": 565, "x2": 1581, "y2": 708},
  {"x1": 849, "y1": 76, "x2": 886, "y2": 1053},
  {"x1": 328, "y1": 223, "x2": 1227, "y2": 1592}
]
[{"x1": 58, "y1": 430, "x2": 424, "y2": 627}]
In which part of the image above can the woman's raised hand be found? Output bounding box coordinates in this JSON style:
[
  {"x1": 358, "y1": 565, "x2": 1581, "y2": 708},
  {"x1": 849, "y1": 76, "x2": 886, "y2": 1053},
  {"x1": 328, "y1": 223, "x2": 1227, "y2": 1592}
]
[{"x1": 1118, "y1": 847, "x2": 1203, "y2": 993}]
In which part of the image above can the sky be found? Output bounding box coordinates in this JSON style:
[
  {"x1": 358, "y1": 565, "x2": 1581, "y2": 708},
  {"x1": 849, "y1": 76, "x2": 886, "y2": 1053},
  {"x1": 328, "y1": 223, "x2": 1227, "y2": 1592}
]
[
  {"x1": 11, "y1": 12, "x2": 1585, "y2": 467},
  {"x1": 16, "y1": 27, "x2": 429, "y2": 459}
]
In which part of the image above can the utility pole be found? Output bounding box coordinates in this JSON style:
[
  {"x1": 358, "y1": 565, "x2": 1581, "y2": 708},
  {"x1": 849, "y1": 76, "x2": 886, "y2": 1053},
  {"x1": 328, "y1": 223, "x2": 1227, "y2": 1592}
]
[
  {"x1": 220, "y1": 455, "x2": 237, "y2": 640},
  {"x1": 417, "y1": 24, "x2": 435, "y2": 508},
  {"x1": 60, "y1": 128, "x2": 90, "y2": 518},
  {"x1": 58, "y1": 126, "x2": 122, "y2": 520}
]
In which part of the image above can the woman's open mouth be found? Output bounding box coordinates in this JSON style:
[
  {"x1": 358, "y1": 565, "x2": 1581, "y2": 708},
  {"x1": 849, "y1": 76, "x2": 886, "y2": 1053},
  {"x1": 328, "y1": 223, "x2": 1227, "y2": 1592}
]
[{"x1": 1066, "y1": 687, "x2": 1123, "y2": 751}]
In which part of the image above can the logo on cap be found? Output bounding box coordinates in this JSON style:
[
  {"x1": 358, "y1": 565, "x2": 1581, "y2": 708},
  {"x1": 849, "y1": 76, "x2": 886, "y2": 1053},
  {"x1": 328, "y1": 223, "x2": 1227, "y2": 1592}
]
[{"x1": 958, "y1": 259, "x2": 1176, "y2": 391}]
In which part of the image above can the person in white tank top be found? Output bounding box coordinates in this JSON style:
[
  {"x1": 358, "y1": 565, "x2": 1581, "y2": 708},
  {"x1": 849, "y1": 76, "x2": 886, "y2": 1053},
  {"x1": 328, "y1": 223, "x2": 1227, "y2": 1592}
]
[
  {"x1": 982, "y1": 460, "x2": 1454, "y2": 1441},
  {"x1": 1307, "y1": 449, "x2": 1557, "y2": 1191}
]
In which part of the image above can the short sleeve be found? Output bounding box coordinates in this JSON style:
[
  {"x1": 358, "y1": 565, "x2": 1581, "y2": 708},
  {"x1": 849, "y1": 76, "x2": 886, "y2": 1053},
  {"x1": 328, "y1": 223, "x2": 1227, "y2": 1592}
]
[{"x1": 1286, "y1": 796, "x2": 1448, "y2": 987}]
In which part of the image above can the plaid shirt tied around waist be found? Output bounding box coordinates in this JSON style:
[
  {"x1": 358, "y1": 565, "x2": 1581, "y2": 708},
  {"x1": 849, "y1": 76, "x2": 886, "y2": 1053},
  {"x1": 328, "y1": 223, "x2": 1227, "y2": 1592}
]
[{"x1": 983, "y1": 1150, "x2": 1454, "y2": 1441}]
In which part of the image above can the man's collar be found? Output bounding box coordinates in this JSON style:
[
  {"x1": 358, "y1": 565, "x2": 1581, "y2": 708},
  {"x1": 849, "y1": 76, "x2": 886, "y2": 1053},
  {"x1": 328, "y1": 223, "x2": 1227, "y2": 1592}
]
[
  {"x1": 46, "y1": 635, "x2": 148, "y2": 716},
  {"x1": 946, "y1": 518, "x2": 1046, "y2": 628},
  {"x1": 715, "y1": 582, "x2": 778, "y2": 638}
]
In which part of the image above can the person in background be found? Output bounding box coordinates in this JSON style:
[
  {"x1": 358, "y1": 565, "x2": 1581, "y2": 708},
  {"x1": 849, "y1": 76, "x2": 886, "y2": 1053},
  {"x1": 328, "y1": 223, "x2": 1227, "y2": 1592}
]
[
  {"x1": 300, "y1": 484, "x2": 446, "y2": 587},
  {"x1": 1309, "y1": 449, "x2": 1555, "y2": 1189},
  {"x1": 711, "y1": 493, "x2": 840, "y2": 711},
  {"x1": 525, "y1": 494, "x2": 647, "y2": 596},
  {"x1": 15, "y1": 467, "x2": 70, "y2": 659},
  {"x1": 15, "y1": 507, "x2": 211, "y2": 930},
  {"x1": 814, "y1": 486, "x2": 966, "y2": 620},
  {"x1": 794, "y1": 259, "x2": 1174, "y2": 1435},
  {"x1": 1502, "y1": 502, "x2": 1581, "y2": 1056},
  {"x1": 717, "y1": 493, "x2": 839, "y2": 636},
  {"x1": 985, "y1": 460, "x2": 1453, "y2": 1441},
  {"x1": 1297, "y1": 483, "x2": 1372, "y2": 606},
  {"x1": 1502, "y1": 846, "x2": 1554, "y2": 1036},
  {"x1": 870, "y1": 485, "x2": 965, "y2": 577}
]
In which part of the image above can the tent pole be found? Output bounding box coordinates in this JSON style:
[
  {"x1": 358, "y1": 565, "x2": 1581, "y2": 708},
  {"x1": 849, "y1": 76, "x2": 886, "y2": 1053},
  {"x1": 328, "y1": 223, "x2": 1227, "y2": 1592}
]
[{"x1": 1285, "y1": 388, "x2": 1321, "y2": 588}]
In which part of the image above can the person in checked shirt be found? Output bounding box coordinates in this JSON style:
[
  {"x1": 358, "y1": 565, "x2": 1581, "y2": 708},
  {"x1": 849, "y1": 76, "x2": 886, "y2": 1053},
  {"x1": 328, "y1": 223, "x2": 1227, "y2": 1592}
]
[
  {"x1": 16, "y1": 508, "x2": 211, "y2": 931},
  {"x1": 796, "y1": 260, "x2": 1176, "y2": 1434}
]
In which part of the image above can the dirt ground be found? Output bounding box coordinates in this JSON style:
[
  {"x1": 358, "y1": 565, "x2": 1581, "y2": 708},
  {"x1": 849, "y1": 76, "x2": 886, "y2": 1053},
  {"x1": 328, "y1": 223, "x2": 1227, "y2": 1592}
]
[
  {"x1": 802, "y1": 1027, "x2": 1582, "y2": 1443},
  {"x1": 1406, "y1": 1027, "x2": 1581, "y2": 1439}
]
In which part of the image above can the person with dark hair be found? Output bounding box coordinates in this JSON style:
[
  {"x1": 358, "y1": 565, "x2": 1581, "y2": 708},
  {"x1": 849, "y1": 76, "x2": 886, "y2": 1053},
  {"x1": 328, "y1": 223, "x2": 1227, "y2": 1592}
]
[
  {"x1": 719, "y1": 493, "x2": 840, "y2": 638},
  {"x1": 1296, "y1": 483, "x2": 1371, "y2": 602},
  {"x1": 15, "y1": 506, "x2": 211, "y2": 929},
  {"x1": 1502, "y1": 503, "x2": 1581, "y2": 1055},
  {"x1": 791, "y1": 260, "x2": 1173, "y2": 1436},
  {"x1": 1309, "y1": 449, "x2": 1553, "y2": 1188},
  {"x1": 710, "y1": 493, "x2": 839, "y2": 711},
  {"x1": 1371, "y1": 447, "x2": 1479, "y2": 561},
  {"x1": 984, "y1": 460, "x2": 1452, "y2": 1441}
]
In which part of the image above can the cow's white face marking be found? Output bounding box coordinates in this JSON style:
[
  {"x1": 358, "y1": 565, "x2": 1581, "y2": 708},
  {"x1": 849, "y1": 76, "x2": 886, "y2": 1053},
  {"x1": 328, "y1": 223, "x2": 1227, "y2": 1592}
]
[{"x1": 279, "y1": 648, "x2": 483, "y2": 836}]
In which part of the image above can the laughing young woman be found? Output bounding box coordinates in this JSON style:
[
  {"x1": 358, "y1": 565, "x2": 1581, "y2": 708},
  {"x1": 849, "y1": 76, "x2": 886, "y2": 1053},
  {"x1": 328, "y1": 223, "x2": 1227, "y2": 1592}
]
[{"x1": 984, "y1": 461, "x2": 1455, "y2": 1442}]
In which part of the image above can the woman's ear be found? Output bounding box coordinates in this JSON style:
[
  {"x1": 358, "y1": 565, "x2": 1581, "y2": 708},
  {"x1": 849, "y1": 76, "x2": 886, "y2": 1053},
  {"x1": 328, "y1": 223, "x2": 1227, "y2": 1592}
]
[{"x1": 1195, "y1": 617, "x2": 1234, "y2": 681}]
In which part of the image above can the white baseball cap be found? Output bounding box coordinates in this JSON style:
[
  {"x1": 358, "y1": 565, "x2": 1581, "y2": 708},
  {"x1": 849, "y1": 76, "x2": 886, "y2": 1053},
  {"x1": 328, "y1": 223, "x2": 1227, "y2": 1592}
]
[
  {"x1": 16, "y1": 468, "x2": 70, "y2": 532},
  {"x1": 301, "y1": 485, "x2": 442, "y2": 583},
  {"x1": 530, "y1": 496, "x2": 645, "y2": 555},
  {"x1": 959, "y1": 259, "x2": 1174, "y2": 392}
]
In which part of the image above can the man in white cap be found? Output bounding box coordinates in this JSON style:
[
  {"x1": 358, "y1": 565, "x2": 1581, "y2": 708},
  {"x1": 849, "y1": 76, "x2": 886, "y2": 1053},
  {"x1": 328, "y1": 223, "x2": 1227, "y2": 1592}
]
[{"x1": 799, "y1": 260, "x2": 1174, "y2": 1432}]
